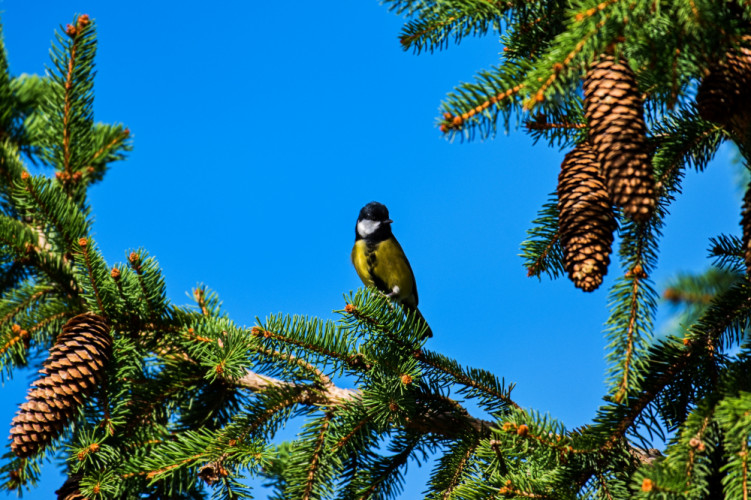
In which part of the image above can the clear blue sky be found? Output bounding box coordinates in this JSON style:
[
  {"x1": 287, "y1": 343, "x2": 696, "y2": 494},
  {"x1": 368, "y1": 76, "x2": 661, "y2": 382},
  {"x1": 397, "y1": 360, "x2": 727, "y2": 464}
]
[{"x1": 1, "y1": 1, "x2": 741, "y2": 497}]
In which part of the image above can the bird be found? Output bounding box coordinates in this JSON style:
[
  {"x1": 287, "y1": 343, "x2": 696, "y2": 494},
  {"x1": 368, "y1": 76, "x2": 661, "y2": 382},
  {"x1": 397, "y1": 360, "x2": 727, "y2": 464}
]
[{"x1": 351, "y1": 201, "x2": 432, "y2": 337}]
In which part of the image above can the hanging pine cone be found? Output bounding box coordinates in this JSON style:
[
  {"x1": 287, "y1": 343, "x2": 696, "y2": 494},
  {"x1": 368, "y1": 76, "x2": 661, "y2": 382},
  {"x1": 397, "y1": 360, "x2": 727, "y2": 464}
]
[
  {"x1": 9, "y1": 313, "x2": 111, "y2": 458},
  {"x1": 56, "y1": 474, "x2": 86, "y2": 500},
  {"x1": 584, "y1": 55, "x2": 656, "y2": 222},
  {"x1": 696, "y1": 36, "x2": 751, "y2": 140},
  {"x1": 558, "y1": 142, "x2": 617, "y2": 292},
  {"x1": 742, "y1": 182, "x2": 751, "y2": 275}
]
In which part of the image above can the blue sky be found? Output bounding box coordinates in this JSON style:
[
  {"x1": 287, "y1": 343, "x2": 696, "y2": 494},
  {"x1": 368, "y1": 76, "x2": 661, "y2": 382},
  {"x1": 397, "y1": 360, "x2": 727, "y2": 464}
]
[{"x1": 0, "y1": 1, "x2": 741, "y2": 497}]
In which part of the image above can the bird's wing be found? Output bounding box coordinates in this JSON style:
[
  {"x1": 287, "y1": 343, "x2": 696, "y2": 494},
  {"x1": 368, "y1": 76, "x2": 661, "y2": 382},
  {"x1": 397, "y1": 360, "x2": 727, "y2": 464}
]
[{"x1": 373, "y1": 237, "x2": 418, "y2": 308}]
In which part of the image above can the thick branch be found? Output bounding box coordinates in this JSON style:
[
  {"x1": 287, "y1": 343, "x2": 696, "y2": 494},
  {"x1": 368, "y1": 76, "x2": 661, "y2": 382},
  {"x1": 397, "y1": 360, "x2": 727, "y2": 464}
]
[
  {"x1": 234, "y1": 367, "x2": 658, "y2": 466},
  {"x1": 235, "y1": 369, "x2": 492, "y2": 438},
  {"x1": 236, "y1": 370, "x2": 357, "y2": 406}
]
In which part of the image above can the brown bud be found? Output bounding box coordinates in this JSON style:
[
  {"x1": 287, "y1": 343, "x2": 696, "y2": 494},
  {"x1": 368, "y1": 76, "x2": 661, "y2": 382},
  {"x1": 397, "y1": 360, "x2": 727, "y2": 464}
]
[
  {"x1": 344, "y1": 304, "x2": 356, "y2": 313},
  {"x1": 627, "y1": 264, "x2": 647, "y2": 279},
  {"x1": 77, "y1": 14, "x2": 91, "y2": 28},
  {"x1": 128, "y1": 252, "x2": 139, "y2": 264},
  {"x1": 516, "y1": 424, "x2": 529, "y2": 437},
  {"x1": 11, "y1": 324, "x2": 21, "y2": 334},
  {"x1": 65, "y1": 24, "x2": 77, "y2": 37},
  {"x1": 400, "y1": 374, "x2": 413, "y2": 385},
  {"x1": 78, "y1": 238, "x2": 88, "y2": 247},
  {"x1": 110, "y1": 268, "x2": 121, "y2": 280},
  {"x1": 20, "y1": 171, "x2": 30, "y2": 180}
]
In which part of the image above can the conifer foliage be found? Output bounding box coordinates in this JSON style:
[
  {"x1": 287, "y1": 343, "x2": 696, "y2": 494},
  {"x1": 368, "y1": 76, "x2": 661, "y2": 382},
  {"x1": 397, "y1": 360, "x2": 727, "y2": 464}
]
[{"x1": 0, "y1": 3, "x2": 751, "y2": 500}]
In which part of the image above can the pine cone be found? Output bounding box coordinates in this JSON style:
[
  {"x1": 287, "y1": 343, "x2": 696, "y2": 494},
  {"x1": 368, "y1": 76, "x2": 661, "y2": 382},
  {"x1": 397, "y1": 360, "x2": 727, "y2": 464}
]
[
  {"x1": 56, "y1": 474, "x2": 86, "y2": 500},
  {"x1": 696, "y1": 36, "x2": 751, "y2": 140},
  {"x1": 742, "y1": 183, "x2": 751, "y2": 275},
  {"x1": 584, "y1": 55, "x2": 656, "y2": 222},
  {"x1": 9, "y1": 313, "x2": 111, "y2": 458},
  {"x1": 558, "y1": 143, "x2": 617, "y2": 292}
]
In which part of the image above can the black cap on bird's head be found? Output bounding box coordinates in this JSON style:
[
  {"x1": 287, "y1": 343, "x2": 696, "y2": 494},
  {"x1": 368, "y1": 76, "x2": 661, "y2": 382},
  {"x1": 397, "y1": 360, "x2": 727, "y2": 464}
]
[
  {"x1": 355, "y1": 201, "x2": 394, "y2": 240},
  {"x1": 358, "y1": 201, "x2": 391, "y2": 222}
]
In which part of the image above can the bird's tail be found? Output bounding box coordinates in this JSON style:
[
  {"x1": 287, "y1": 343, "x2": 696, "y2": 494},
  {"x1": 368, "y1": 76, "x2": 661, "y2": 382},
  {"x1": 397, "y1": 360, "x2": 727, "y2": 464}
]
[{"x1": 412, "y1": 307, "x2": 433, "y2": 338}]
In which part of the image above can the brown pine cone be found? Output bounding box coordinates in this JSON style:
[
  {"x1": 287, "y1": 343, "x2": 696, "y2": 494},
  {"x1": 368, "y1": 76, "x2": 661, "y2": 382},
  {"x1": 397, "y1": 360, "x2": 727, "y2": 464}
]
[
  {"x1": 584, "y1": 55, "x2": 656, "y2": 222},
  {"x1": 9, "y1": 313, "x2": 111, "y2": 458},
  {"x1": 697, "y1": 36, "x2": 751, "y2": 142},
  {"x1": 558, "y1": 142, "x2": 617, "y2": 291},
  {"x1": 56, "y1": 474, "x2": 87, "y2": 500}
]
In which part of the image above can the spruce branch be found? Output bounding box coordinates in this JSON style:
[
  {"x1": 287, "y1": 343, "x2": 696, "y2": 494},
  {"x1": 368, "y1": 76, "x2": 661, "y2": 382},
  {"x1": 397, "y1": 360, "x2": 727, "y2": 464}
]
[
  {"x1": 399, "y1": 0, "x2": 509, "y2": 54},
  {"x1": 709, "y1": 234, "x2": 745, "y2": 272},
  {"x1": 521, "y1": 193, "x2": 564, "y2": 280},
  {"x1": 439, "y1": 79, "x2": 526, "y2": 138},
  {"x1": 0, "y1": 324, "x2": 29, "y2": 360},
  {"x1": 75, "y1": 238, "x2": 104, "y2": 314},
  {"x1": 236, "y1": 370, "x2": 357, "y2": 406},
  {"x1": 87, "y1": 125, "x2": 130, "y2": 166},
  {"x1": 235, "y1": 367, "x2": 497, "y2": 439},
  {"x1": 522, "y1": 13, "x2": 611, "y2": 110},
  {"x1": 40, "y1": 15, "x2": 97, "y2": 191},
  {"x1": 14, "y1": 173, "x2": 90, "y2": 250},
  {"x1": 234, "y1": 362, "x2": 661, "y2": 477},
  {"x1": 302, "y1": 411, "x2": 333, "y2": 500},
  {"x1": 415, "y1": 348, "x2": 521, "y2": 412}
]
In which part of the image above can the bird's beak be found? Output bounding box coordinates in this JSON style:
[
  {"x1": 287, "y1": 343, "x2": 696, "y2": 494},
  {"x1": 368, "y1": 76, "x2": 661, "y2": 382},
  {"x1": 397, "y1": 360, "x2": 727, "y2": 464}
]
[{"x1": 385, "y1": 219, "x2": 393, "y2": 224}]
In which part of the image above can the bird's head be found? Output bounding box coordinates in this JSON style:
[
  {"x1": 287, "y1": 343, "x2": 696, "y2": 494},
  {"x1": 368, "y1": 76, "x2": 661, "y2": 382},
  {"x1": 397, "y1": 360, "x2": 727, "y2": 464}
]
[{"x1": 356, "y1": 201, "x2": 393, "y2": 239}]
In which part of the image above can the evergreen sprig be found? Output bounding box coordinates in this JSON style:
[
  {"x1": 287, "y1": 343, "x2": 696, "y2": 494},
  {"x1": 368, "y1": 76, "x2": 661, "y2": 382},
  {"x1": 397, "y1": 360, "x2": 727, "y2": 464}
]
[
  {"x1": 398, "y1": 0, "x2": 509, "y2": 54},
  {"x1": 520, "y1": 192, "x2": 564, "y2": 280}
]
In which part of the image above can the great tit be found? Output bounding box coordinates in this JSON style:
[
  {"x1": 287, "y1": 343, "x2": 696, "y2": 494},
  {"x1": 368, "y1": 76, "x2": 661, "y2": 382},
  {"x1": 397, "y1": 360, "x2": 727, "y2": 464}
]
[{"x1": 351, "y1": 201, "x2": 432, "y2": 337}]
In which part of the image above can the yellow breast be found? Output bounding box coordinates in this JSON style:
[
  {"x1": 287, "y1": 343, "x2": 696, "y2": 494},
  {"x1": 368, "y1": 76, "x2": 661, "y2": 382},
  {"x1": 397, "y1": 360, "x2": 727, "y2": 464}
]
[{"x1": 351, "y1": 238, "x2": 417, "y2": 308}]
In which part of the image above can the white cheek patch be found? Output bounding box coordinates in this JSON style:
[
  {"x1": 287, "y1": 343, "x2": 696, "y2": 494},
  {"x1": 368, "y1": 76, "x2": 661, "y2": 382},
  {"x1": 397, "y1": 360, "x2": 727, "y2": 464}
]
[{"x1": 357, "y1": 219, "x2": 380, "y2": 237}]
